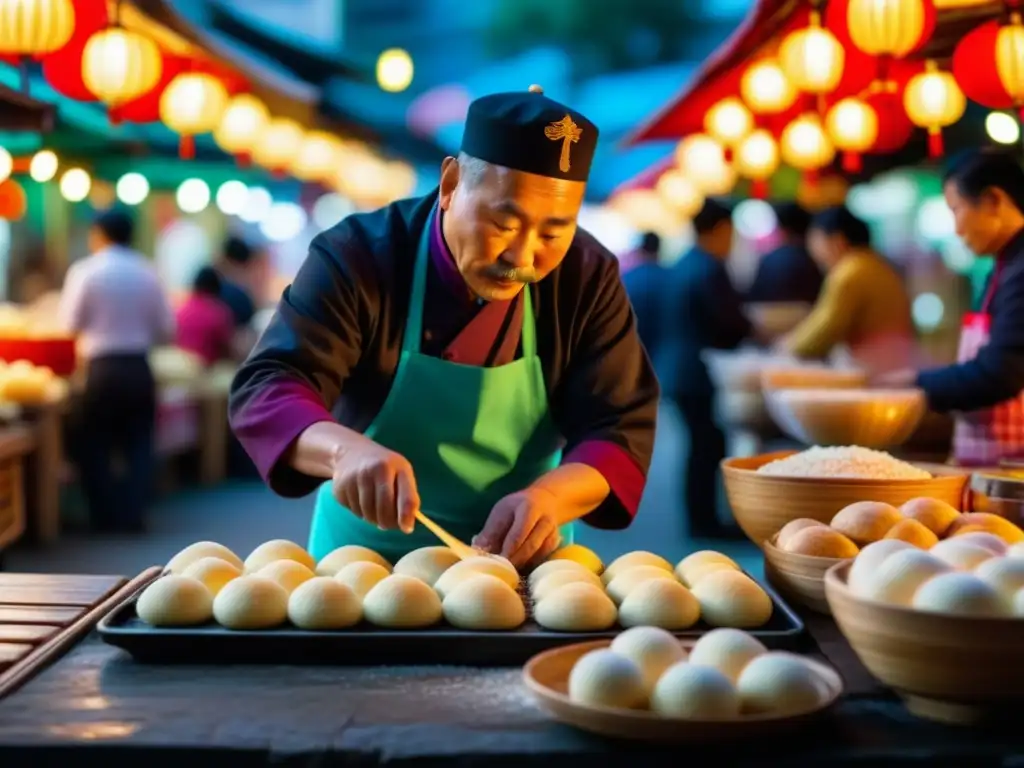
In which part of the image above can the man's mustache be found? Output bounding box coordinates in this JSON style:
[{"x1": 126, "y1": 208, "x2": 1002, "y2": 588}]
[{"x1": 482, "y1": 263, "x2": 538, "y2": 283}]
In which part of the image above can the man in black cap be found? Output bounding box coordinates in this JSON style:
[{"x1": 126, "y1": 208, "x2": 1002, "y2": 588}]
[{"x1": 229, "y1": 86, "x2": 658, "y2": 567}]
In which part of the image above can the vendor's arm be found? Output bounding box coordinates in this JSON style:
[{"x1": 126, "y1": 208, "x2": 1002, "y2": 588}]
[
  {"x1": 916, "y1": 271, "x2": 1024, "y2": 412},
  {"x1": 57, "y1": 262, "x2": 87, "y2": 333},
  {"x1": 228, "y1": 232, "x2": 364, "y2": 497},
  {"x1": 784, "y1": 261, "x2": 859, "y2": 359}
]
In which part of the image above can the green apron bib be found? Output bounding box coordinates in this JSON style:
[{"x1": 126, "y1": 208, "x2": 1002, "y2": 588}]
[{"x1": 310, "y1": 217, "x2": 572, "y2": 562}]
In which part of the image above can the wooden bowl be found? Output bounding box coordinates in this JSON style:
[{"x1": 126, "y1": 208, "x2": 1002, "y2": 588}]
[
  {"x1": 722, "y1": 451, "x2": 969, "y2": 548},
  {"x1": 825, "y1": 560, "x2": 1024, "y2": 724},
  {"x1": 762, "y1": 537, "x2": 848, "y2": 615},
  {"x1": 760, "y1": 367, "x2": 867, "y2": 391},
  {"x1": 522, "y1": 639, "x2": 843, "y2": 743}
]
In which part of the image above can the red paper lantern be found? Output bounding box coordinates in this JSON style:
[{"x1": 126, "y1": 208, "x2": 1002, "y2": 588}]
[
  {"x1": 825, "y1": 0, "x2": 936, "y2": 83},
  {"x1": 952, "y1": 21, "x2": 1015, "y2": 110},
  {"x1": 109, "y1": 51, "x2": 187, "y2": 123},
  {"x1": 0, "y1": 179, "x2": 27, "y2": 222},
  {"x1": 40, "y1": 0, "x2": 108, "y2": 102}
]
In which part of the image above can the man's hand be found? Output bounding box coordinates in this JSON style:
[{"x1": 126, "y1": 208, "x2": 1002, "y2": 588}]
[
  {"x1": 473, "y1": 488, "x2": 563, "y2": 568},
  {"x1": 871, "y1": 367, "x2": 919, "y2": 389},
  {"x1": 331, "y1": 439, "x2": 420, "y2": 533}
]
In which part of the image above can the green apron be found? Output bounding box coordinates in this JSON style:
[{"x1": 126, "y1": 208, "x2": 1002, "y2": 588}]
[{"x1": 309, "y1": 217, "x2": 573, "y2": 562}]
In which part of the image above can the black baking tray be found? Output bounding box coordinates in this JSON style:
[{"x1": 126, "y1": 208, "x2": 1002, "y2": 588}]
[{"x1": 97, "y1": 569, "x2": 806, "y2": 666}]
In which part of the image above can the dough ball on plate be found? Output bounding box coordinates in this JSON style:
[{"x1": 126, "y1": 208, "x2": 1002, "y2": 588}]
[
  {"x1": 775, "y1": 518, "x2": 827, "y2": 550},
  {"x1": 830, "y1": 501, "x2": 902, "y2": 546},
  {"x1": 606, "y1": 565, "x2": 675, "y2": 605},
  {"x1": 619, "y1": 578, "x2": 700, "y2": 630},
  {"x1": 244, "y1": 540, "x2": 315, "y2": 573},
  {"x1": 911, "y1": 572, "x2": 1009, "y2": 617},
  {"x1": 546, "y1": 543, "x2": 604, "y2": 575},
  {"x1": 691, "y1": 570, "x2": 772, "y2": 628},
  {"x1": 568, "y1": 649, "x2": 647, "y2": 710},
  {"x1": 442, "y1": 573, "x2": 526, "y2": 630},
  {"x1": 136, "y1": 575, "x2": 212, "y2": 627},
  {"x1": 213, "y1": 576, "x2": 289, "y2": 630},
  {"x1": 929, "y1": 539, "x2": 994, "y2": 571},
  {"x1": 883, "y1": 519, "x2": 938, "y2": 550},
  {"x1": 737, "y1": 652, "x2": 824, "y2": 715},
  {"x1": 393, "y1": 546, "x2": 460, "y2": 586},
  {"x1": 610, "y1": 626, "x2": 687, "y2": 691},
  {"x1": 899, "y1": 497, "x2": 960, "y2": 537},
  {"x1": 363, "y1": 574, "x2": 442, "y2": 628},
  {"x1": 528, "y1": 559, "x2": 591, "y2": 589},
  {"x1": 315, "y1": 545, "x2": 392, "y2": 577},
  {"x1": 335, "y1": 561, "x2": 391, "y2": 599},
  {"x1": 167, "y1": 541, "x2": 243, "y2": 574},
  {"x1": 853, "y1": 548, "x2": 950, "y2": 605},
  {"x1": 674, "y1": 551, "x2": 740, "y2": 587},
  {"x1": 602, "y1": 551, "x2": 673, "y2": 585},
  {"x1": 947, "y1": 512, "x2": 1024, "y2": 544},
  {"x1": 847, "y1": 539, "x2": 913, "y2": 594},
  {"x1": 533, "y1": 582, "x2": 617, "y2": 632},
  {"x1": 182, "y1": 556, "x2": 241, "y2": 597},
  {"x1": 288, "y1": 577, "x2": 362, "y2": 630},
  {"x1": 950, "y1": 530, "x2": 1009, "y2": 555},
  {"x1": 781, "y1": 527, "x2": 859, "y2": 558},
  {"x1": 434, "y1": 555, "x2": 519, "y2": 598},
  {"x1": 651, "y1": 662, "x2": 740, "y2": 719},
  {"x1": 531, "y1": 568, "x2": 602, "y2": 602},
  {"x1": 688, "y1": 628, "x2": 767, "y2": 684},
  {"x1": 1007, "y1": 542, "x2": 1024, "y2": 560},
  {"x1": 259, "y1": 560, "x2": 315, "y2": 595}
]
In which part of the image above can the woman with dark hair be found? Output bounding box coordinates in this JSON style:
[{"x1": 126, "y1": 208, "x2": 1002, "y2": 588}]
[
  {"x1": 176, "y1": 266, "x2": 235, "y2": 366},
  {"x1": 877, "y1": 148, "x2": 1024, "y2": 466},
  {"x1": 777, "y1": 204, "x2": 913, "y2": 372}
]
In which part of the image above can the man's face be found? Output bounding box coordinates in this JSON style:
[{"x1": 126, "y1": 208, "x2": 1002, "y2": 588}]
[
  {"x1": 87, "y1": 225, "x2": 105, "y2": 254},
  {"x1": 438, "y1": 156, "x2": 586, "y2": 301},
  {"x1": 944, "y1": 180, "x2": 1006, "y2": 256},
  {"x1": 807, "y1": 228, "x2": 843, "y2": 271}
]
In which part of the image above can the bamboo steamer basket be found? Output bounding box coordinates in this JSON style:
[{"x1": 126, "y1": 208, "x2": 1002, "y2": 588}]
[
  {"x1": 722, "y1": 451, "x2": 969, "y2": 548},
  {"x1": 825, "y1": 560, "x2": 1024, "y2": 724},
  {"x1": 762, "y1": 537, "x2": 848, "y2": 615}
]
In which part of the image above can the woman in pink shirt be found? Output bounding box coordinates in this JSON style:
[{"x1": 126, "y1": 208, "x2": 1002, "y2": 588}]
[{"x1": 176, "y1": 267, "x2": 235, "y2": 366}]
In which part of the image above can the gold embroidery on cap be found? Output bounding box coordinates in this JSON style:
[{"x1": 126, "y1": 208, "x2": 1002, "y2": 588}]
[{"x1": 544, "y1": 115, "x2": 583, "y2": 174}]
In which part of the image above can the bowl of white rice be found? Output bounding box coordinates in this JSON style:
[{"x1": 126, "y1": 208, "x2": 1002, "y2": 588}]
[
  {"x1": 722, "y1": 448, "x2": 969, "y2": 548},
  {"x1": 764, "y1": 387, "x2": 927, "y2": 449}
]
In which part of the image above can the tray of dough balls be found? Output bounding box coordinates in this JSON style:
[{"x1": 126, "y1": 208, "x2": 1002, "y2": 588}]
[
  {"x1": 523, "y1": 625, "x2": 842, "y2": 742},
  {"x1": 97, "y1": 540, "x2": 805, "y2": 666}
]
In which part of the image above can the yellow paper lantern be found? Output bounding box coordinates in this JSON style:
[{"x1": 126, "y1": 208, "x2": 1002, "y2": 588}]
[
  {"x1": 825, "y1": 98, "x2": 878, "y2": 172},
  {"x1": 160, "y1": 72, "x2": 230, "y2": 159},
  {"x1": 740, "y1": 59, "x2": 798, "y2": 115},
  {"x1": 386, "y1": 161, "x2": 418, "y2": 200},
  {"x1": 293, "y1": 131, "x2": 343, "y2": 182},
  {"x1": 903, "y1": 60, "x2": 966, "y2": 158},
  {"x1": 996, "y1": 14, "x2": 1024, "y2": 101},
  {"x1": 846, "y1": 0, "x2": 928, "y2": 58},
  {"x1": 704, "y1": 98, "x2": 753, "y2": 147},
  {"x1": 214, "y1": 94, "x2": 269, "y2": 160},
  {"x1": 252, "y1": 118, "x2": 305, "y2": 174},
  {"x1": 781, "y1": 113, "x2": 836, "y2": 171},
  {"x1": 0, "y1": 0, "x2": 75, "y2": 55},
  {"x1": 610, "y1": 189, "x2": 682, "y2": 236},
  {"x1": 734, "y1": 129, "x2": 779, "y2": 198},
  {"x1": 674, "y1": 134, "x2": 736, "y2": 195},
  {"x1": 778, "y1": 11, "x2": 845, "y2": 95},
  {"x1": 81, "y1": 28, "x2": 163, "y2": 107},
  {"x1": 656, "y1": 170, "x2": 704, "y2": 219}
]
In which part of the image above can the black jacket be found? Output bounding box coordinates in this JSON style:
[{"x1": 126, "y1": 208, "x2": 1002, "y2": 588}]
[{"x1": 746, "y1": 243, "x2": 823, "y2": 305}]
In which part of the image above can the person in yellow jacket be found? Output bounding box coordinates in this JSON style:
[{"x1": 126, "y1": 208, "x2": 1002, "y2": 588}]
[{"x1": 777, "y1": 205, "x2": 914, "y2": 373}]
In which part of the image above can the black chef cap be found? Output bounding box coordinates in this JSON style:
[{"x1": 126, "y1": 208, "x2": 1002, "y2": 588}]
[{"x1": 460, "y1": 85, "x2": 598, "y2": 183}]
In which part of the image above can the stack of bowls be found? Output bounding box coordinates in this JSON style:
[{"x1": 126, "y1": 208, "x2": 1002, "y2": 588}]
[{"x1": 762, "y1": 536, "x2": 846, "y2": 615}]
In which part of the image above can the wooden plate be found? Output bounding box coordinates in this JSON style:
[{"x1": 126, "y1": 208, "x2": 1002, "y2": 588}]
[{"x1": 522, "y1": 639, "x2": 844, "y2": 743}]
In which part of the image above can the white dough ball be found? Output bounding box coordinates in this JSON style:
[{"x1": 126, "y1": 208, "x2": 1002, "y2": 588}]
[
  {"x1": 603, "y1": 551, "x2": 674, "y2": 585},
  {"x1": 528, "y1": 559, "x2": 591, "y2": 589},
  {"x1": 182, "y1": 556, "x2": 241, "y2": 596},
  {"x1": 167, "y1": 541, "x2": 243, "y2": 574},
  {"x1": 258, "y1": 559, "x2": 316, "y2": 595},
  {"x1": 1006, "y1": 542, "x2": 1024, "y2": 560},
  {"x1": 618, "y1": 578, "x2": 700, "y2": 630},
  {"x1": 287, "y1": 577, "x2": 362, "y2": 629},
  {"x1": 315, "y1": 545, "x2": 392, "y2": 577},
  {"x1": 434, "y1": 555, "x2": 519, "y2": 598},
  {"x1": 533, "y1": 582, "x2": 617, "y2": 631},
  {"x1": 442, "y1": 573, "x2": 526, "y2": 630},
  {"x1": 651, "y1": 662, "x2": 740, "y2": 719},
  {"x1": 737, "y1": 652, "x2": 824, "y2": 715},
  {"x1": 136, "y1": 575, "x2": 212, "y2": 627},
  {"x1": 213, "y1": 576, "x2": 289, "y2": 629},
  {"x1": 610, "y1": 626, "x2": 687, "y2": 691},
  {"x1": 393, "y1": 546, "x2": 460, "y2": 586},
  {"x1": 975, "y1": 556, "x2": 1024, "y2": 600},
  {"x1": 688, "y1": 628, "x2": 767, "y2": 683},
  {"x1": 911, "y1": 572, "x2": 1009, "y2": 617},
  {"x1": 854, "y1": 548, "x2": 951, "y2": 606},
  {"x1": 951, "y1": 532, "x2": 1008, "y2": 556},
  {"x1": 568, "y1": 648, "x2": 647, "y2": 710},
  {"x1": 606, "y1": 565, "x2": 675, "y2": 605},
  {"x1": 363, "y1": 574, "x2": 442, "y2": 628},
  {"x1": 847, "y1": 540, "x2": 913, "y2": 594},
  {"x1": 929, "y1": 539, "x2": 994, "y2": 571},
  {"x1": 244, "y1": 539, "x2": 315, "y2": 573},
  {"x1": 674, "y1": 551, "x2": 740, "y2": 588},
  {"x1": 335, "y1": 561, "x2": 391, "y2": 599},
  {"x1": 531, "y1": 568, "x2": 603, "y2": 601},
  {"x1": 691, "y1": 570, "x2": 772, "y2": 628}
]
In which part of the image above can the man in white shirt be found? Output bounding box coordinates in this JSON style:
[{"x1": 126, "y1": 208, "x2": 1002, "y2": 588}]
[{"x1": 59, "y1": 209, "x2": 175, "y2": 533}]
